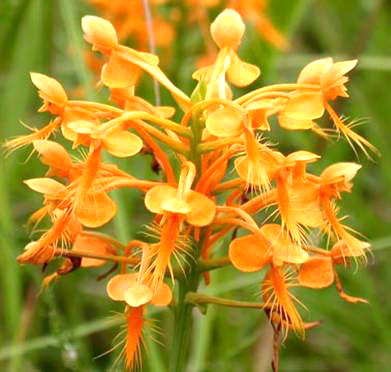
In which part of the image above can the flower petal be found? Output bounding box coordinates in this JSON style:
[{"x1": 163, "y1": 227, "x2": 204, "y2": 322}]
[
  {"x1": 151, "y1": 282, "x2": 172, "y2": 306},
  {"x1": 278, "y1": 113, "x2": 315, "y2": 130},
  {"x1": 82, "y1": 15, "x2": 118, "y2": 50},
  {"x1": 321, "y1": 59, "x2": 357, "y2": 91},
  {"x1": 103, "y1": 129, "x2": 143, "y2": 157},
  {"x1": 30, "y1": 72, "x2": 68, "y2": 107},
  {"x1": 227, "y1": 52, "x2": 260, "y2": 87},
  {"x1": 24, "y1": 178, "x2": 65, "y2": 196},
  {"x1": 185, "y1": 191, "x2": 216, "y2": 226},
  {"x1": 67, "y1": 120, "x2": 98, "y2": 134},
  {"x1": 33, "y1": 140, "x2": 72, "y2": 176},
  {"x1": 321, "y1": 162, "x2": 361, "y2": 185},
  {"x1": 261, "y1": 224, "x2": 309, "y2": 264},
  {"x1": 205, "y1": 106, "x2": 243, "y2": 137},
  {"x1": 144, "y1": 185, "x2": 178, "y2": 214},
  {"x1": 76, "y1": 191, "x2": 117, "y2": 228},
  {"x1": 297, "y1": 57, "x2": 333, "y2": 85},
  {"x1": 210, "y1": 9, "x2": 245, "y2": 49},
  {"x1": 298, "y1": 256, "x2": 334, "y2": 288},
  {"x1": 124, "y1": 284, "x2": 153, "y2": 307},
  {"x1": 229, "y1": 234, "x2": 271, "y2": 272},
  {"x1": 161, "y1": 198, "x2": 191, "y2": 215},
  {"x1": 331, "y1": 237, "x2": 370, "y2": 261},
  {"x1": 106, "y1": 273, "x2": 138, "y2": 301},
  {"x1": 73, "y1": 235, "x2": 115, "y2": 268},
  {"x1": 101, "y1": 51, "x2": 140, "y2": 88},
  {"x1": 283, "y1": 92, "x2": 325, "y2": 121}
]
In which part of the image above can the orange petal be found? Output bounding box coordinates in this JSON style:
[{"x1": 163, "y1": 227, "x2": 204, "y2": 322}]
[
  {"x1": 144, "y1": 185, "x2": 178, "y2": 214},
  {"x1": 289, "y1": 182, "x2": 323, "y2": 227},
  {"x1": 67, "y1": 120, "x2": 98, "y2": 134},
  {"x1": 227, "y1": 52, "x2": 260, "y2": 87},
  {"x1": 73, "y1": 235, "x2": 115, "y2": 268},
  {"x1": 261, "y1": 224, "x2": 309, "y2": 264},
  {"x1": 331, "y1": 237, "x2": 370, "y2": 261},
  {"x1": 298, "y1": 256, "x2": 334, "y2": 288},
  {"x1": 101, "y1": 51, "x2": 140, "y2": 88},
  {"x1": 283, "y1": 92, "x2": 325, "y2": 121},
  {"x1": 205, "y1": 106, "x2": 243, "y2": 137},
  {"x1": 124, "y1": 284, "x2": 153, "y2": 307},
  {"x1": 234, "y1": 154, "x2": 275, "y2": 187},
  {"x1": 161, "y1": 198, "x2": 191, "y2": 215},
  {"x1": 103, "y1": 129, "x2": 143, "y2": 157},
  {"x1": 297, "y1": 57, "x2": 333, "y2": 85},
  {"x1": 278, "y1": 113, "x2": 315, "y2": 130},
  {"x1": 61, "y1": 123, "x2": 77, "y2": 143},
  {"x1": 17, "y1": 241, "x2": 55, "y2": 265},
  {"x1": 151, "y1": 282, "x2": 172, "y2": 306},
  {"x1": 33, "y1": 140, "x2": 72, "y2": 176},
  {"x1": 229, "y1": 234, "x2": 271, "y2": 272},
  {"x1": 106, "y1": 273, "x2": 138, "y2": 301},
  {"x1": 321, "y1": 59, "x2": 357, "y2": 91},
  {"x1": 76, "y1": 191, "x2": 117, "y2": 228},
  {"x1": 81, "y1": 15, "x2": 118, "y2": 50},
  {"x1": 30, "y1": 72, "x2": 68, "y2": 107},
  {"x1": 185, "y1": 191, "x2": 216, "y2": 226},
  {"x1": 210, "y1": 9, "x2": 245, "y2": 49},
  {"x1": 321, "y1": 162, "x2": 361, "y2": 185},
  {"x1": 24, "y1": 178, "x2": 65, "y2": 196},
  {"x1": 286, "y1": 150, "x2": 320, "y2": 164}
]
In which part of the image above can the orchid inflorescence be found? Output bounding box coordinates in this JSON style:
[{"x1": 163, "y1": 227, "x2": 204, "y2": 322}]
[{"x1": 6, "y1": 8, "x2": 376, "y2": 371}]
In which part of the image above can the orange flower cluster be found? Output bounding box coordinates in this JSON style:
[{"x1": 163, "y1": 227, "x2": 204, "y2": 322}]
[{"x1": 6, "y1": 8, "x2": 375, "y2": 370}]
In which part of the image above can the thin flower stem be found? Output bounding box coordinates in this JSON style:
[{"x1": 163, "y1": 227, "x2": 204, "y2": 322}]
[
  {"x1": 54, "y1": 248, "x2": 226, "y2": 273},
  {"x1": 141, "y1": 0, "x2": 161, "y2": 106},
  {"x1": 68, "y1": 100, "x2": 123, "y2": 115},
  {"x1": 81, "y1": 231, "x2": 127, "y2": 250},
  {"x1": 185, "y1": 292, "x2": 265, "y2": 310},
  {"x1": 54, "y1": 249, "x2": 139, "y2": 265},
  {"x1": 169, "y1": 241, "x2": 202, "y2": 371},
  {"x1": 132, "y1": 120, "x2": 189, "y2": 154},
  {"x1": 99, "y1": 111, "x2": 192, "y2": 137},
  {"x1": 234, "y1": 83, "x2": 320, "y2": 105},
  {"x1": 214, "y1": 178, "x2": 246, "y2": 192},
  {"x1": 197, "y1": 138, "x2": 239, "y2": 153}
]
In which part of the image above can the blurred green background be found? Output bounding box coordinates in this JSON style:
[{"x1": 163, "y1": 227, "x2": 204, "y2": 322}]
[{"x1": 1, "y1": 0, "x2": 391, "y2": 371}]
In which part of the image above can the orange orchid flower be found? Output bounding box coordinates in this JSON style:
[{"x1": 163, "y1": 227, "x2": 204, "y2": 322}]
[
  {"x1": 143, "y1": 162, "x2": 215, "y2": 288},
  {"x1": 229, "y1": 224, "x2": 308, "y2": 333},
  {"x1": 106, "y1": 272, "x2": 172, "y2": 369},
  {"x1": 281, "y1": 58, "x2": 377, "y2": 155},
  {"x1": 82, "y1": 15, "x2": 190, "y2": 109},
  {"x1": 298, "y1": 241, "x2": 368, "y2": 303},
  {"x1": 193, "y1": 9, "x2": 260, "y2": 99},
  {"x1": 72, "y1": 234, "x2": 117, "y2": 268}
]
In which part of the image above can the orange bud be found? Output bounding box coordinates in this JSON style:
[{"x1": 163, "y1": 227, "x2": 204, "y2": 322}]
[
  {"x1": 30, "y1": 73, "x2": 68, "y2": 108},
  {"x1": 210, "y1": 9, "x2": 245, "y2": 49},
  {"x1": 82, "y1": 15, "x2": 118, "y2": 51}
]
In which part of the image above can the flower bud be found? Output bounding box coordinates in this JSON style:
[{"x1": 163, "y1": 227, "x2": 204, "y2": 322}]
[
  {"x1": 82, "y1": 15, "x2": 118, "y2": 51},
  {"x1": 210, "y1": 9, "x2": 245, "y2": 49}
]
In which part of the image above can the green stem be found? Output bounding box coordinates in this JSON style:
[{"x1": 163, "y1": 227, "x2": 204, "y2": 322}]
[
  {"x1": 169, "y1": 243, "x2": 202, "y2": 371},
  {"x1": 185, "y1": 292, "x2": 265, "y2": 310}
]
